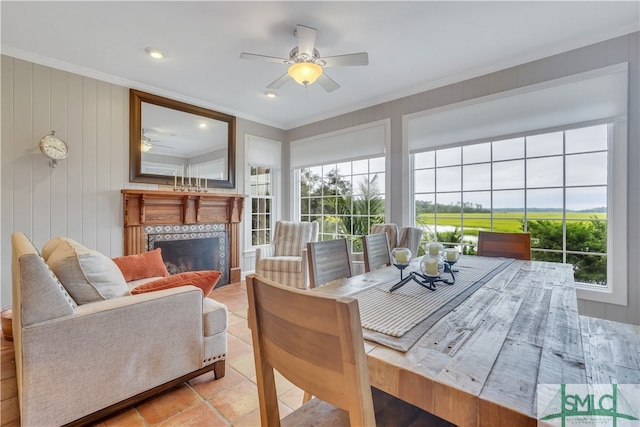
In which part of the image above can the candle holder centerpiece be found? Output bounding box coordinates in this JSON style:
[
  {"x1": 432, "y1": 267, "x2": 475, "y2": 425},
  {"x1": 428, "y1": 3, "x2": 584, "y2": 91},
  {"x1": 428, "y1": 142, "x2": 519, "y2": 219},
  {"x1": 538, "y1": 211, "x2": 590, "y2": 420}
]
[
  {"x1": 389, "y1": 243, "x2": 457, "y2": 292},
  {"x1": 389, "y1": 247, "x2": 437, "y2": 292}
]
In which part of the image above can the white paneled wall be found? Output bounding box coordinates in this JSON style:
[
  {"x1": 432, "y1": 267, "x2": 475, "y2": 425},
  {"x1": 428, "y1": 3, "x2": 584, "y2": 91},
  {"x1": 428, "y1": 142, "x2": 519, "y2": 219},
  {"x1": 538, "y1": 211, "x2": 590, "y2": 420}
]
[{"x1": 1, "y1": 57, "x2": 131, "y2": 308}]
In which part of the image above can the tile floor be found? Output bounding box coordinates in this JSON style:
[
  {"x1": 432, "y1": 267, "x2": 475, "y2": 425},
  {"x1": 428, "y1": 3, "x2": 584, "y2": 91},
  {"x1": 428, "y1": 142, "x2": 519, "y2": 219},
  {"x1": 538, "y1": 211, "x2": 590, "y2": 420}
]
[{"x1": 0, "y1": 281, "x2": 305, "y2": 427}]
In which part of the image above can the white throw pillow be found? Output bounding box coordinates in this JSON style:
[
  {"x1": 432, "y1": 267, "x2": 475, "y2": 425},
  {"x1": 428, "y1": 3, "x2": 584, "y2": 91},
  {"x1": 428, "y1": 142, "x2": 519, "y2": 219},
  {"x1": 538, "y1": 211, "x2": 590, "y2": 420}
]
[{"x1": 47, "y1": 239, "x2": 129, "y2": 305}]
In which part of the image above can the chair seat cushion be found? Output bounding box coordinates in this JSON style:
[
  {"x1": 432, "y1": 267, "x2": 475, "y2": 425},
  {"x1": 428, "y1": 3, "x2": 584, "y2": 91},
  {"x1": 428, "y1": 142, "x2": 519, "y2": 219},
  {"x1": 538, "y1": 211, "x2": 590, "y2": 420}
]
[{"x1": 260, "y1": 256, "x2": 303, "y2": 273}]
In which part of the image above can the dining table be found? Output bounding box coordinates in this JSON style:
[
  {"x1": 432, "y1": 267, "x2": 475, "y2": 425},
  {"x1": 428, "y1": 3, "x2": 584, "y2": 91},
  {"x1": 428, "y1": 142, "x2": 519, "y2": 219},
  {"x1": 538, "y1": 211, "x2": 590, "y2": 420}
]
[{"x1": 310, "y1": 255, "x2": 596, "y2": 426}]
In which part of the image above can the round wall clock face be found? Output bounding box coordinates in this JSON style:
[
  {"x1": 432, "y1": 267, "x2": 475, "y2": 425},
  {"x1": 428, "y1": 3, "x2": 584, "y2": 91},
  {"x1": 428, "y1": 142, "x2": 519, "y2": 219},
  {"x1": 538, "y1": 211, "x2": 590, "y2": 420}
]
[{"x1": 39, "y1": 134, "x2": 69, "y2": 161}]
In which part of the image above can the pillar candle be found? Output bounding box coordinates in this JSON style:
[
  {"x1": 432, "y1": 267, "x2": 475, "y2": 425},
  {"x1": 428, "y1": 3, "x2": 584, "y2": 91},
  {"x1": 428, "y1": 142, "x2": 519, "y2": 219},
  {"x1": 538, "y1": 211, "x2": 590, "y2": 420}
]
[
  {"x1": 395, "y1": 250, "x2": 408, "y2": 264},
  {"x1": 425, "y1": 257, "x2": 439, "y2": 275},
  {"x1": 445, "y1": 248, "x2": 458, "y2": 261},
  {"x1": 428, "y1": 243, "x2": 440, "y2": 256}
]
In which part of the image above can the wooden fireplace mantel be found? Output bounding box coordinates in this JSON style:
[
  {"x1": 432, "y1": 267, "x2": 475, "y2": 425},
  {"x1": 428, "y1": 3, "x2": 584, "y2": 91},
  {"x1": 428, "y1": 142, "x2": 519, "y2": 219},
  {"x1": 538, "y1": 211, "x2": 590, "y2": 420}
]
[{"x1": 121, "y1": 189, "x2": 245, "y2": 283}]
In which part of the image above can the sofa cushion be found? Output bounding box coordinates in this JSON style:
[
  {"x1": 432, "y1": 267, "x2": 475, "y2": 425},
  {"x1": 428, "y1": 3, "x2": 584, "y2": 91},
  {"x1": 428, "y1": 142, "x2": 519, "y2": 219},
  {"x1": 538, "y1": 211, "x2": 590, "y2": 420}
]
[
  {"x1": 41, "y1": 236, "x2": 74, "y2": 261},
  {"x1": 112, "y1": 249, "x2": 170, "y2": 282},
  {"x1": 47, "y1": 240, "x2": 129, "y2": 305},
  {"x1": 130, "y1": 270, "x2": 222, "y2": 297}
]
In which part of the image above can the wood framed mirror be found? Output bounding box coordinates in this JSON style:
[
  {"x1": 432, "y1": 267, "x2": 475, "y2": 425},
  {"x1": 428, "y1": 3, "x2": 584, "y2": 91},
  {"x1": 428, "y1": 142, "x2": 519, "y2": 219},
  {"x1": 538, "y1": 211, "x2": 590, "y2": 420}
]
[{"x1": 129, "y1": 89, "x2": 236, "y2": 188}]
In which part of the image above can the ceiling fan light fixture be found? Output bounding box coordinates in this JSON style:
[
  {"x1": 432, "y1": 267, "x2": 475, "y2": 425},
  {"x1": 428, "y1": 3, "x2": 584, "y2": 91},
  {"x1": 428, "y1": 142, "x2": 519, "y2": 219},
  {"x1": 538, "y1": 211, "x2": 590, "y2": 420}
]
[
  {"x1": 288, "y1": 62, "x2": 322, "y2": 86},
  {"x1": 145, "y1": 47, "x2": 164, "y2": 59},
  {"x1": 141, "y1": 134, "x2": 152, "y2": 152}
]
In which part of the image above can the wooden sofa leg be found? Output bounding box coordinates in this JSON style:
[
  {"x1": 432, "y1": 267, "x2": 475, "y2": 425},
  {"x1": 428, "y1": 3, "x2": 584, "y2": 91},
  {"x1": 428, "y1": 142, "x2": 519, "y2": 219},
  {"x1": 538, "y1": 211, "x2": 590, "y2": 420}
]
[{"x1": 213, "y1": 359, "x2": 226, "y2": 379}]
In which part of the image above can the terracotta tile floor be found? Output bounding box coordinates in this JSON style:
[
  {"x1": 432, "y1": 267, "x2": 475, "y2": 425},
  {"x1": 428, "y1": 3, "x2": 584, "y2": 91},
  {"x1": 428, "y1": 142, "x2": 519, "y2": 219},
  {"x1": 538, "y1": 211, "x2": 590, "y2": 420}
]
[{"x1": 0, "y1": 281, "x2": 304, "y2": 426}]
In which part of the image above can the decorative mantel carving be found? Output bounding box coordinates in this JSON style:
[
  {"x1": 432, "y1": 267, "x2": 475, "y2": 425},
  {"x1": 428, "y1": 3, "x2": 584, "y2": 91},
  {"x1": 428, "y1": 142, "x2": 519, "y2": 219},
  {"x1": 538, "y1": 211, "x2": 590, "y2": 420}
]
[{"x1": 122, "y1": 189, "x2": 245, "y2": 283}]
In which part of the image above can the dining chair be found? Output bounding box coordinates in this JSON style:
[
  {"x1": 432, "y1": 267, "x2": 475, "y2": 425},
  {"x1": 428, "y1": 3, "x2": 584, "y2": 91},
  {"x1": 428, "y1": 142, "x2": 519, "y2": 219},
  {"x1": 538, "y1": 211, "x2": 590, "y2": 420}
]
[
  {"x1": 255, "y1": 220, "x2": 319, "y2": 289},
  {"x1": 477, "y1": 231, "x2": 531, "y2": 260},
  {"x1": 246, "y1": 274, "x2": 451, "y2": 427},
  {"x1": 362, "y1": 232, "x2": 392, "y2": 272},
  {"x1": 307, "y1": 238, "x2": 353, "y2": 288}
]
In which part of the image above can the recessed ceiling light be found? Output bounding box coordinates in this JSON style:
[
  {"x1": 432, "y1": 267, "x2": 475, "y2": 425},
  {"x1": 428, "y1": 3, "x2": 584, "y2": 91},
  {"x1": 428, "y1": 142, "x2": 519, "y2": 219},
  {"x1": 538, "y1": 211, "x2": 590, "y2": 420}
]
[
  {"x1": 264, "y1": 90, "x2": 277, "y2": 98},
  {"x1": 145, "y1": 47, "x2": 164, "y2": 59},
  {"x1": 199, "y1": 123, "x2": 207, "y2": 129}
]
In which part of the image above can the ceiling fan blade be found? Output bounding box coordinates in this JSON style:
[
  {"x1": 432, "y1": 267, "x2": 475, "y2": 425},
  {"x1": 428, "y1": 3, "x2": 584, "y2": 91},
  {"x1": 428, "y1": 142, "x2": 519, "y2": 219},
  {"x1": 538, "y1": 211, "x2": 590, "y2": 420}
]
[
  {"x1": 295, "y1": 25, "x2": 317, "y2": 57},
  {"x1": 267, "y1": 73, "x2": 292, "y2": 89},
  {"x1": 322, "y1": 52, "x2": 369, "y2": 67},
  {"x1": 317, "y1": 73, "x2": 340, "y2": 93},
  {"x1": 240, "y1": 52, "x2": 289, "y2": 64}
]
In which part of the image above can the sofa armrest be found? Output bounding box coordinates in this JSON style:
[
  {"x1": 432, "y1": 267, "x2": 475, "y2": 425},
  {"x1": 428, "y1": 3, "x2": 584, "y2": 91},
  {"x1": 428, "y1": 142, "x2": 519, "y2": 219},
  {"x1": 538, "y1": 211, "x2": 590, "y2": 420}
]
[{"x1": 18, "y1": 286, "x2": 205, "y2": 426}]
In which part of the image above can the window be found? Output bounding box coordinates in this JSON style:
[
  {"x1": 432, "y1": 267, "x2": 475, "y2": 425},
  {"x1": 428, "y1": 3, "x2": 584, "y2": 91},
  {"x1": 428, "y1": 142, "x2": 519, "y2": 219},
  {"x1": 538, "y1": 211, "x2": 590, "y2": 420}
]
[
  {"x1": 250, "y1": 166, "x2": 272, "y2": 246},
  {"x1": 246, "y1": 135, "x2": 281, "y2": 249},
  {"x1": 407, "y1": 63, "x2": 628, "y2": 304},
  {"x1": 412, "y1": 124, "x2": 610, "y2": 286},
  {"x1": 298, "y1": 156, "x2": 385, "y2": 250},
  {"x1": 290, "y1": 121, "x2": 390, "y2": 250}
]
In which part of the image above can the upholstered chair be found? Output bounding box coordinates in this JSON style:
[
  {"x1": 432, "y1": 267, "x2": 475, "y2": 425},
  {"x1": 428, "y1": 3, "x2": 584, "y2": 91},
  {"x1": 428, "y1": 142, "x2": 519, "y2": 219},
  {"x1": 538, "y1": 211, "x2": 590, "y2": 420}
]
[
  {"x1": 371, "y1": 223, "x2": 400, "y2": 250},
  {"x1": 255, "y1": 220, "x2": 319, "y2": 289},
  {"x1": 398, "y1": 226, "x2": 424, "y2": 257},
  {"x1": 352, "y1": 224, "x2": 424, "y2": 274}
]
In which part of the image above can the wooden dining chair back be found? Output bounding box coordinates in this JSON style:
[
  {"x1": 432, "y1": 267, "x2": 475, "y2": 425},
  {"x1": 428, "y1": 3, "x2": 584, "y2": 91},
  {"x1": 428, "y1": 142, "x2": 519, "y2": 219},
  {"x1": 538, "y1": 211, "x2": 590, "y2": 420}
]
[
  {"x1": 307, "y1": 238, "x2": 353, "y2": 288},
  {"x1": 477, "y1": 231, "x2": 531, "y2": 260},
  {"x1": 362, "y1": 232, "x2": 392, "y2": 272},
  {"x1": 246, "y1": 274, "x2": 375, "y2": 426}
]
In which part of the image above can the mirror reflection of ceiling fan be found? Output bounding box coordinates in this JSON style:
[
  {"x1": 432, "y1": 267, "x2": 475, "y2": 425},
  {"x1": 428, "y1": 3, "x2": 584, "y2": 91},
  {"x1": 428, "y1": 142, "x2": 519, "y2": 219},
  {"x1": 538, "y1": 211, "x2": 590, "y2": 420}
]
[
  {"x1": 140, "y1": 129, "x2": 175, "y2": 153},
  {"x1": 240, "y1": 24, "x2": 369, "y2": 93}
]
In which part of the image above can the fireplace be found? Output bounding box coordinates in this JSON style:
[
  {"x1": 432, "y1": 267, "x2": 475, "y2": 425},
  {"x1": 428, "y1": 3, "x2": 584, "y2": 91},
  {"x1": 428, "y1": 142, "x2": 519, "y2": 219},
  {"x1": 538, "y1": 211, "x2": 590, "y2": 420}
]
[
  {"x1": 146, "y1": 224, "x2": 229, "y2": 286},
  {"x1": 122, "y1": 190, "x2": 244, "y2": 284}
]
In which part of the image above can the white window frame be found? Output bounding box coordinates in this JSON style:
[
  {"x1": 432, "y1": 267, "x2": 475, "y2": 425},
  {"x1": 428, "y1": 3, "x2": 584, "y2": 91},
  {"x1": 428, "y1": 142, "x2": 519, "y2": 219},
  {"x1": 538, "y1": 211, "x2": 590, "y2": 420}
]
[
  {"x1": 244, "y1": 135, "x2": 281, "y2": 252},
  {"x1": 290, "y1": 120, "x2": 391, "y2": 221},
  {"x1": 404, "y1": 63, "x2": 629, "y2": 306}
]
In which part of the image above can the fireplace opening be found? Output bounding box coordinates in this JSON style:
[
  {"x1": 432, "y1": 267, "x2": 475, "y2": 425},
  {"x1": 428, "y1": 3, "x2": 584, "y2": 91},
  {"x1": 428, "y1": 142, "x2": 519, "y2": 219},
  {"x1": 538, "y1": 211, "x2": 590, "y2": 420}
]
[{"x1": 146, "y1": 225, "x2": 229, "y2": 287}]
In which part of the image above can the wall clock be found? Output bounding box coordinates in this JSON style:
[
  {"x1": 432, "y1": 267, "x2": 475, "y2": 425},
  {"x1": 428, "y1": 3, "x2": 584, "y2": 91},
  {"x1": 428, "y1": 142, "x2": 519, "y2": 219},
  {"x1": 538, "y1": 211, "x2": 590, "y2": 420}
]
[{"x1": 39, "y1": 131, "x2": 69, "y2": 167}]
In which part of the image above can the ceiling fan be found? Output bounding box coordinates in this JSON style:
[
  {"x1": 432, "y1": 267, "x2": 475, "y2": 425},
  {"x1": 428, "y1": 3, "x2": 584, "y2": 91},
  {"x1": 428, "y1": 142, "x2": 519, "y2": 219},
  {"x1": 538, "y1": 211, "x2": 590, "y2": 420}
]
[
  {"x1": 141, "y1": 129, "x2": 175, "y2": 153},
  {"x1": 240, "y1": 24, "x2": 369, "y2": 93}
]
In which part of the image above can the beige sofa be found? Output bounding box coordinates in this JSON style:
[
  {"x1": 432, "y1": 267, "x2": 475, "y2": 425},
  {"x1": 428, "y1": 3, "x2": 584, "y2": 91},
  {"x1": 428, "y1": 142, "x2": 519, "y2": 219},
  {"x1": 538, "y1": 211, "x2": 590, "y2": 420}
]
[{"x1": 11, "y1": 232, "x2": 228, "y2": 426}]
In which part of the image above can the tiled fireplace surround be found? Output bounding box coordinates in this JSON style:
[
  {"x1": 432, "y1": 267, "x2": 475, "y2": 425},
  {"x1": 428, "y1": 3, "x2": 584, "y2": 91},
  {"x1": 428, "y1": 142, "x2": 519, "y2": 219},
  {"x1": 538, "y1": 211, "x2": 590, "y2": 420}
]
[{"x1": 122, "y1": 190, "x2": 245, "y2": 284}]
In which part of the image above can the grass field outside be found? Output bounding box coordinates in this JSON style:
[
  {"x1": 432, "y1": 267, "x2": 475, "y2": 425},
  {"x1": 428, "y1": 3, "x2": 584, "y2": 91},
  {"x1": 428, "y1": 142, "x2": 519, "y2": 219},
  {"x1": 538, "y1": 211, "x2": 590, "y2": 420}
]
[{"x1": 417, "y1": 211, "x2": 607, "y2": 236}]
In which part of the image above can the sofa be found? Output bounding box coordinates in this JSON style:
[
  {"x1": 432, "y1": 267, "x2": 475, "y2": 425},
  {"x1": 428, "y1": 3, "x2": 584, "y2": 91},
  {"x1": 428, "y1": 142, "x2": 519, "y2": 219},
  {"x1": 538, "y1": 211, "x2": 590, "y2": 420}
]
[{"x1": 11, "y1": 232, "x2": 228, "y2": 426}]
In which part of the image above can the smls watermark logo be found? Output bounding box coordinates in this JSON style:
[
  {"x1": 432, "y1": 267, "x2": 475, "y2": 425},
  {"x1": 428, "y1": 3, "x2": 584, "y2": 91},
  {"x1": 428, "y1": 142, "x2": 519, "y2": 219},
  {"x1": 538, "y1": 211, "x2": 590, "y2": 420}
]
[{"x1": 538, "y1": 384, "x2": 640, "y2": 427}]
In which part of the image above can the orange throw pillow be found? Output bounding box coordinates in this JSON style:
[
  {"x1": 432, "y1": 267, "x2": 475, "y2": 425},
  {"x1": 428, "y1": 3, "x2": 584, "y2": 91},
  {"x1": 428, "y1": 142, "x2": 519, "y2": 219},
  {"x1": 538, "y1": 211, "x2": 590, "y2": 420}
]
[
  {"x1": 130, "y1": 270, "x2": 222, "y2": 297},
  {"x1": 112, "y1": 249, "x2": 169, "y2": 282}
]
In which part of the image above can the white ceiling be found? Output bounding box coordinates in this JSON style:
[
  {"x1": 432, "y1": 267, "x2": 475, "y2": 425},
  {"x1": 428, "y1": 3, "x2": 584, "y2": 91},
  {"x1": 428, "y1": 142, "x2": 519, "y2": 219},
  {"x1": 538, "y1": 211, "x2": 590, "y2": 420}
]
[{"x1": 1, "y1": 1, "x2": 638, "y2": 130}]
